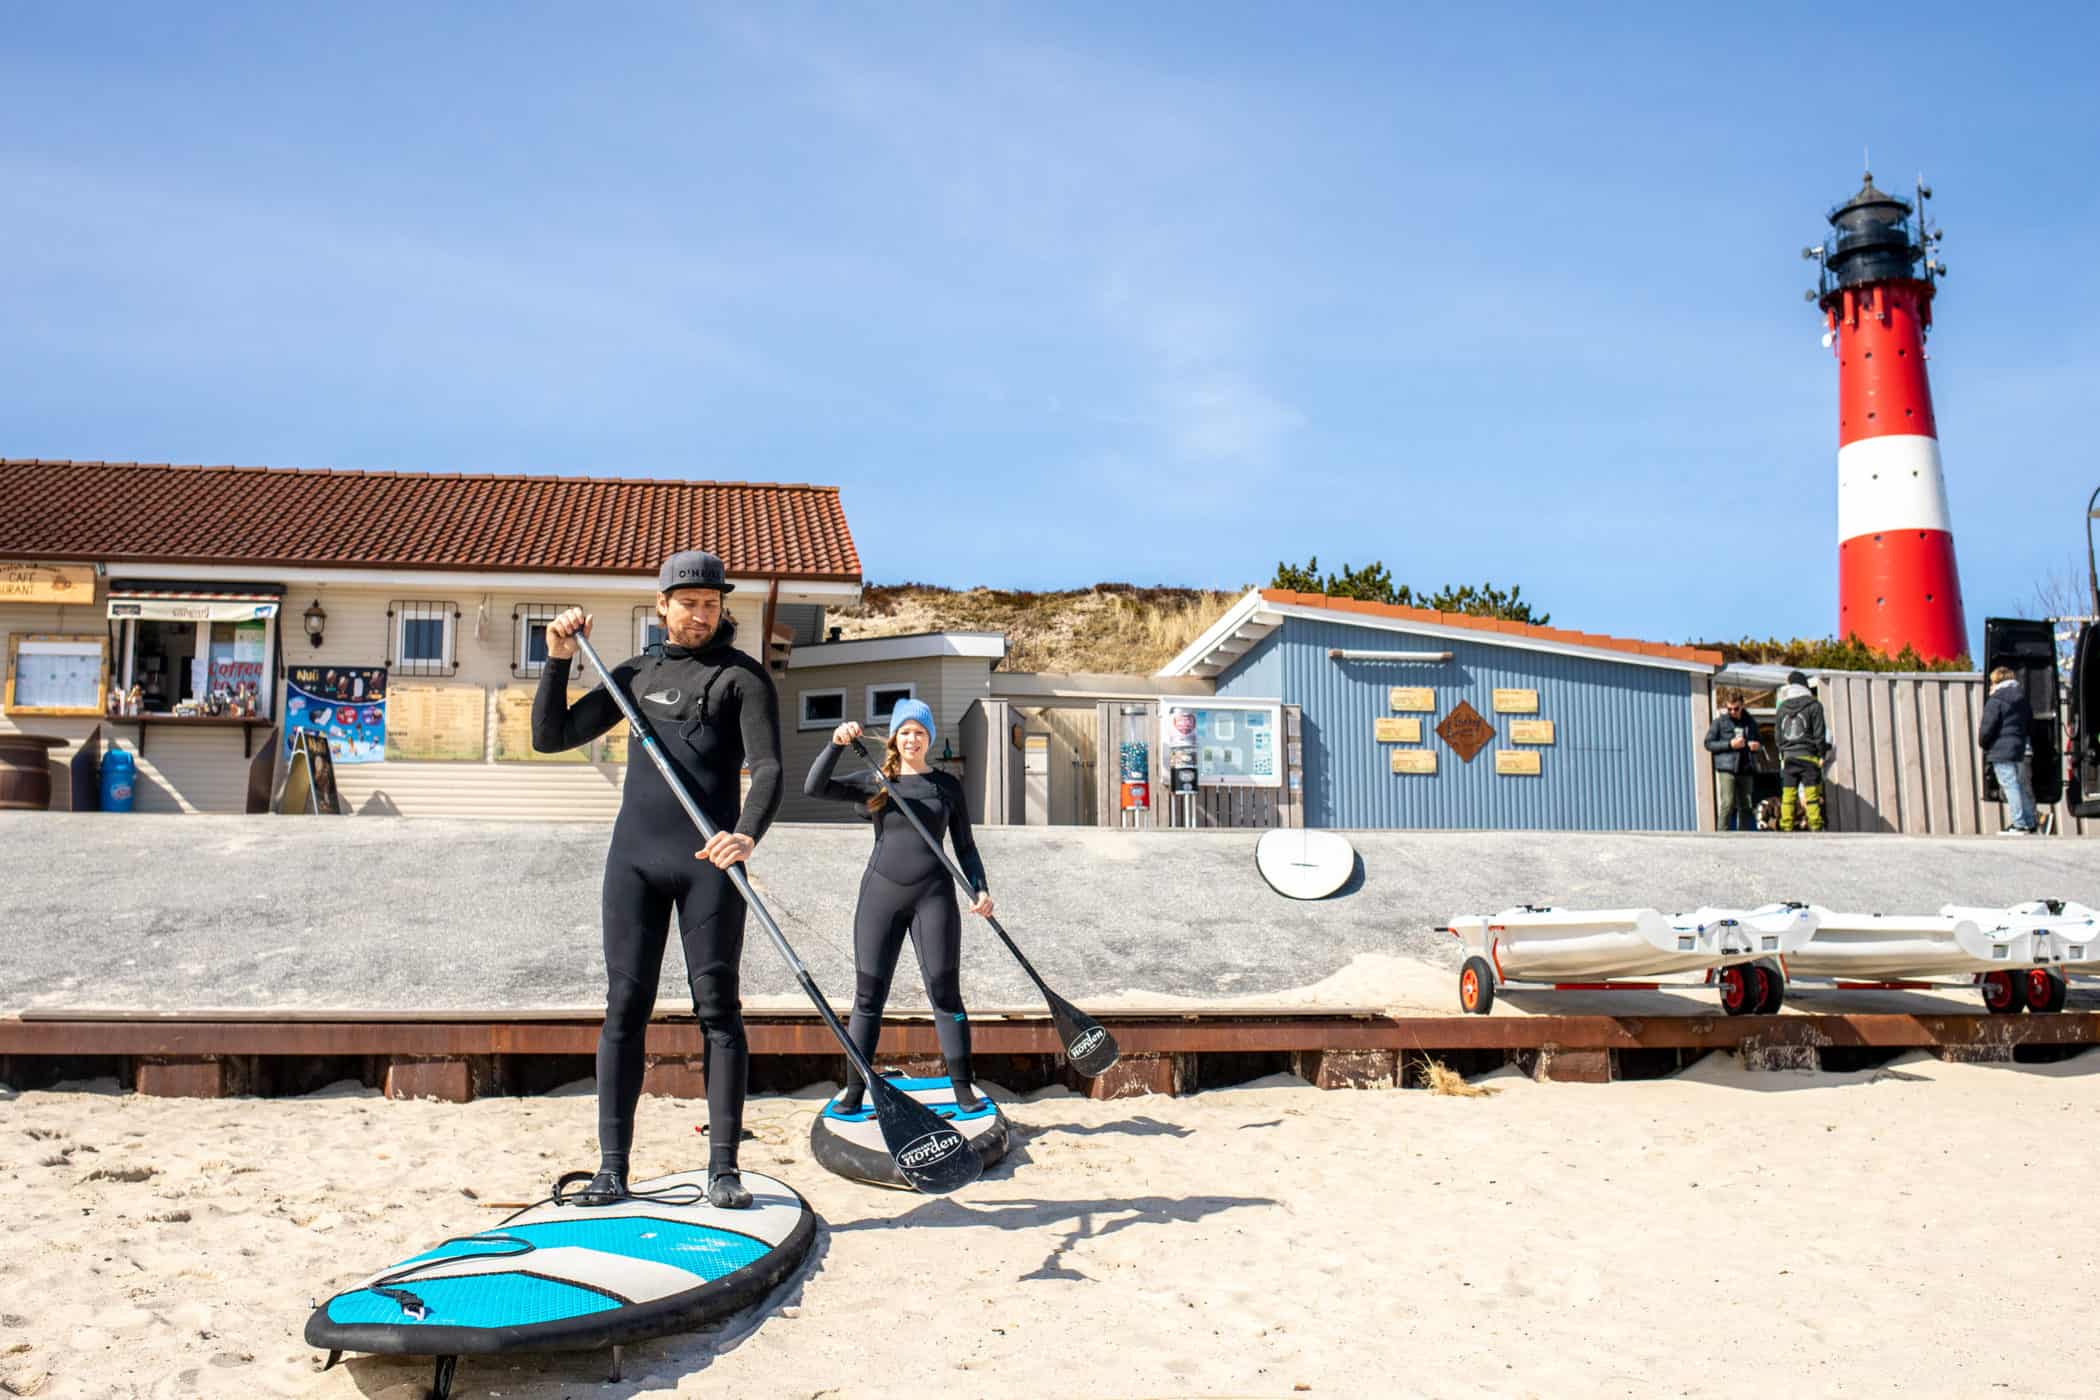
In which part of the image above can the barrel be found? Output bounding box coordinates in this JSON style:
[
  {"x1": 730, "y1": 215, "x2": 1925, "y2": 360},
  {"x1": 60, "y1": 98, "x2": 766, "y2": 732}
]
[{"x1": 0, "y1": 735, "x2": 66, "y2": 811}]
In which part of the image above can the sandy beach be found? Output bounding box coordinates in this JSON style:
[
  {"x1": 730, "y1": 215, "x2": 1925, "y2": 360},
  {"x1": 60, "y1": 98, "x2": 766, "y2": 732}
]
[{"x1": 5, "y1": 1051, "x2": 2098, "y2": 1400}]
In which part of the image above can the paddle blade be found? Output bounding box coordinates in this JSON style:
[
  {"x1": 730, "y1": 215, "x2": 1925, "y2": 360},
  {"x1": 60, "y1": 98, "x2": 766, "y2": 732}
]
[
  {"x1": 868, "y1": 1075, "x2": 982, "y2": 1195},
  {"x1": 1046, "y1": 991, "x2": 1120, "y2": 1077}
]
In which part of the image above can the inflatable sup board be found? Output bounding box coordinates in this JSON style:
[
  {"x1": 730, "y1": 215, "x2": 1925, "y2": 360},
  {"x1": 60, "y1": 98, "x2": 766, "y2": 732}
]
[
  {"x1": 1255, "y1": 828, "x2": 1356, "y2": 900},
  {"x1": 305, "y1": 1169, "x2": 814, "y2": 1399},
  {"x1": 811, "y1": 1075, "x2": 1009, "y2": 1188}
]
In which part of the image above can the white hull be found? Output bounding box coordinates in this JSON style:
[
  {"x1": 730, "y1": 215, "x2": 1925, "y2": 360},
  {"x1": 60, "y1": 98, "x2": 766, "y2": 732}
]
[
  {"x1": 1944, "y1": 902, "x2": 2100, "y2": 973},
  {"x1": 1787, "y1": 908, "x2": 2034, "y2": 981},
  {"x1": 1449, "y1": 905, "x2": 1815, "y2": 983}
]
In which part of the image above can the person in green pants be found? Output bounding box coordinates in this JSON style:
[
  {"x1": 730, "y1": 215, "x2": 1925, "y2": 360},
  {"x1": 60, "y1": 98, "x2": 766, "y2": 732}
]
[{"x1": 1774, "y1": 671, "x2": 1830, "y2": 831}]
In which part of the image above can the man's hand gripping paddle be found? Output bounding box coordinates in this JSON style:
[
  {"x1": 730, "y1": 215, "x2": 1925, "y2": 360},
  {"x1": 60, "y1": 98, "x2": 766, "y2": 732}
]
[
  {"x1": 849, "y1": 737, "x2": 1120, "y2": 1077},
  {"x1": 572, "y1": 634, "x2": 978, "y2": 1195}
]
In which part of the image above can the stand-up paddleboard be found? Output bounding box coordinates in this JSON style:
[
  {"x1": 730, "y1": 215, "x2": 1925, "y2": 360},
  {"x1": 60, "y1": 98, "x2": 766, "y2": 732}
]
[
  {"x1": 811, "y1": 1076, "x2": 1009, "y2": 1189},
  {"x1": 306, "y1": 1170, "x2": 814, "y2": 1399},
  {"x1": 1255, "y1": 828, "x2": 1356, "y2": 900}
]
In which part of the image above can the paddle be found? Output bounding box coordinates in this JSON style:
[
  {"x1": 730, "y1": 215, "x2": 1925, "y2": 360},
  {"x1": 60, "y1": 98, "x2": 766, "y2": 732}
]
[
  {"x1": 569, "y1": 632, "x2": 979, "y2": 1196},
  {"x1": 849, "y1": 736, "x2": 1121, "y2": 1077}
]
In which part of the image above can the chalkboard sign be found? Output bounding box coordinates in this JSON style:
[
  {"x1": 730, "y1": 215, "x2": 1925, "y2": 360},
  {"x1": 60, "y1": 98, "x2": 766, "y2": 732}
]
[
  {"x1": 277, "y1": 730, "x2": 345, "y2": 815},
  {"x1": 5, "y1": 634, "x2": 109, "y2": 716}
]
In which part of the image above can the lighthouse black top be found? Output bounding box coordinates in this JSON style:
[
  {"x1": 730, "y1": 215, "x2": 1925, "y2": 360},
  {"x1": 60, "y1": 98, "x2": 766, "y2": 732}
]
[
  {"x1": 803, "y1": 743, "x2": 989, "y2": 893},
  {"x1": 1822, "y1": 173, "x2": 1923, "y2": 291}
]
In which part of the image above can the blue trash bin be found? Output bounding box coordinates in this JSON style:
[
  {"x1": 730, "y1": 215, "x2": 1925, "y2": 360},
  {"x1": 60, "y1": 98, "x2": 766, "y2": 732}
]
[{"x1": 99, "y1": 746, "x2": 138, "y2": 813}]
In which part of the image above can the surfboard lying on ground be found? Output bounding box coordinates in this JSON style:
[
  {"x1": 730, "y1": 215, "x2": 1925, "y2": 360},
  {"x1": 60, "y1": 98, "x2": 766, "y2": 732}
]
[
  {"x1": 1255, "y1": 827, "x2": 1356, "y2": 900},
  {"x1": 305, "y1": 1169, "x2": 814, "y2": 1398},
  {"x1": 811, "y1": 1076, "x2": 1009, "y2": 1188}
]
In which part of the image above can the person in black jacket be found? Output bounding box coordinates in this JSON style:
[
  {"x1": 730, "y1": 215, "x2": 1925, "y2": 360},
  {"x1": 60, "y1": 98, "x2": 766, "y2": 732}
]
[
  {"x1": 1704, "y1": 690, "x2": 1764, "y2": 831},
  {"x1": 531, "y1": 549, "x2": 784, "y2": 1210},
  {"x1": 1773, "y1": 671, "x2": 1830, "y2": 832},
  {"x1": 805, "y1": 699, "x2": 994, "y2": 1113},
  {"x1": 1979, "y1": 666, "x2": 2039, "y2": 835}
]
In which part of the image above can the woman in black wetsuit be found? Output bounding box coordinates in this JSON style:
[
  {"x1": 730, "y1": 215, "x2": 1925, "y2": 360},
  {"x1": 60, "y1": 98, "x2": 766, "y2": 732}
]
[
  {"x1": 804, "y1": 699, "x2": 993, "y2": 1113},
  {"x1": 532, "y1": 549, "x2": 783, "y2": 1209}
]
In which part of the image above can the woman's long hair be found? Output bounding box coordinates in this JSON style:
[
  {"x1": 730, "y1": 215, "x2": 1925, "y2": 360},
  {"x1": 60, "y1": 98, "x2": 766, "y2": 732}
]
[{"x1": 865, "y1": 732, "x2": 904, "y2": 815}]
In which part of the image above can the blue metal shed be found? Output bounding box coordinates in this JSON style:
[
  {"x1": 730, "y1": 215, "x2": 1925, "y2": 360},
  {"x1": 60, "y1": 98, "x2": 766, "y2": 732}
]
[{"x1": 1160, "y1": 591, "x2": 1719, "y2": 831}]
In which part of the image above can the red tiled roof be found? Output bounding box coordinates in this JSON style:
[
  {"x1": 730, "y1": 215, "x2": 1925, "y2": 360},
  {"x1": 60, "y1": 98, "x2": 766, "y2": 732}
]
[
  {"x1": 0, "y1": 459, "x2": 861, "y2": 580},
  {"x1": 1259, "y1": 589, "x2": 1723, "y2": 667}
]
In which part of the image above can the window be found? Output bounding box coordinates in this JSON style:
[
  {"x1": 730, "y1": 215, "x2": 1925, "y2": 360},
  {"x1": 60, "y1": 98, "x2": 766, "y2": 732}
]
[
  {"x1": 515, "y1": 604, "x2": 561, "y2": 677},
  {"x1": 799, "y1": 688, "x2": 846, "y2": 729},
  {"x1": 389, "y1": 601, "x2": 459, "y2": 677},
  {"x1": 865, "y1": 682, "x2": 917, "y2": 727},
  {"x1": 633, "y1": 605, "x2": 667, "y2": 656}
]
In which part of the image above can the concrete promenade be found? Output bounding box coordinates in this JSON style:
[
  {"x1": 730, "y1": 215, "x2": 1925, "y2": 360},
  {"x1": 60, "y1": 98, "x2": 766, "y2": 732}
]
[{"x1": 2, "y1": 814, "x2": 2090, "y2": 1015}]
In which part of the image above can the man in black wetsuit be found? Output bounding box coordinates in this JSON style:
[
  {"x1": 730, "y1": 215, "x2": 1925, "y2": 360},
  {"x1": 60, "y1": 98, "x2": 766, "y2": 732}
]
[{"x1": 532, "y1": 549, "x2": 783, "y2": 1209}]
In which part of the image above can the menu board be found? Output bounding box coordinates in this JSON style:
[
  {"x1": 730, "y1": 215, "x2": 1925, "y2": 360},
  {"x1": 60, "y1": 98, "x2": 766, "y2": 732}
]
[
  {"x1": 495, "y1": 683, "x2": 588, "y2": 762},
  {"x1": 387, "y1": 684, "x2": 488, "y2": 762},
  {"x1": 6, "y1": 634, "x2": 107, "y2": 715}
]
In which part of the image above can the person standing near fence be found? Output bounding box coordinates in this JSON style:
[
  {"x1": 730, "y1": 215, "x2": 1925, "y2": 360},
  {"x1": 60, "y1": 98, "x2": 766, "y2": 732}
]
[
  {"x1": 1704, "y1": 690, "x2": 1764, "y2": 831},
  {"x1": 1774, "y1": 670, "x2": 1830, "y2": 832},
  {"x1": 1979, "y1": 666, "x2": 2039, "y2": 836}
]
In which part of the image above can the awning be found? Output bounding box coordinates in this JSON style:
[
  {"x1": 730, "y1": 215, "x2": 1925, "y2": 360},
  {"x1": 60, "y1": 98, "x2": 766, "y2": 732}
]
[{"x1": 107, "y1": 588, "x2": 281, "y2": 623}]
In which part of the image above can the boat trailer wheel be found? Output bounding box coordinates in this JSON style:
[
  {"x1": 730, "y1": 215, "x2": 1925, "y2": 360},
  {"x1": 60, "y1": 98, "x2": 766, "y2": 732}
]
[
  {"x1": 1719, "y1": 963, "x2": 1758, "y2": 1017},
  {"x1": 2022, "y1": 967, "x2": 2068, "y2": 1015},
  {"x1": 1980, "y1": 970, "x2": 2023, "y2": 1015},
  {"x1": 1459, "y1": 956, "x2": 1496, "y2": 1015}
]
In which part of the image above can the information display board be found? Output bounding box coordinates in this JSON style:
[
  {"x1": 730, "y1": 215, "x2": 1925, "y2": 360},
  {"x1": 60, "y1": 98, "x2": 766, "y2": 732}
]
[{"x1": 1160, "y1": 703, "x2": 1281, "y2": 788}]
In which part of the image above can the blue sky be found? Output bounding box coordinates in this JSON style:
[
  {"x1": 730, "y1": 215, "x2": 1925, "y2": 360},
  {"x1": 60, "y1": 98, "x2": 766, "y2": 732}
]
[{"x1": 6, "y1": 4, "x2": 2095, "y2": 652}]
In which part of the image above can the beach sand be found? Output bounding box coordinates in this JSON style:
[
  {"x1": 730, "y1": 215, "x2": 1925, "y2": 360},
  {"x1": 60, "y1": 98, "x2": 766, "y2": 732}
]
[{"x1": 4, "y1": 1052, "x2": 2096, "y2": 1399}]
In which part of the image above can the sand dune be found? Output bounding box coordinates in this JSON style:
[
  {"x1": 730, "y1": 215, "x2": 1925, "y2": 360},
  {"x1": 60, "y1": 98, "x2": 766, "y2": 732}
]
[{"x1": 4, "y1": 1053, "x2": 2098, "y2": 1398}]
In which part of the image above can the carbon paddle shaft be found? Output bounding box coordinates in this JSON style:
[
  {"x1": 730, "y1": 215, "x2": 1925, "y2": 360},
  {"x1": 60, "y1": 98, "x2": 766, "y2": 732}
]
[
  {"x1": 571, "y1": 636, "x2": 882, "y2": 1090},
  {"x1": 849, "y1": 737, "x2": 1118, "y2": 1074}
]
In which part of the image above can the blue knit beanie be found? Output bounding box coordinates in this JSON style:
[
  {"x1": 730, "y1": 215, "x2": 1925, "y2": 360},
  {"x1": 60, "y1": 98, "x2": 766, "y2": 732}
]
[{"x1": 886, "y1": 698, "x2": 936, "y2": 747}]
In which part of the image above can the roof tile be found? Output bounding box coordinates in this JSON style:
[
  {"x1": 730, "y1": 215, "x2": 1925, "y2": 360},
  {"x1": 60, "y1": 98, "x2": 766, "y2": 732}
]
[
  {"x1": 0, "y1": 459, "x2": 860, "y2": 580},
  {"x1": 1257, "y1": 588, "x2": 1721, "y2": 668}
]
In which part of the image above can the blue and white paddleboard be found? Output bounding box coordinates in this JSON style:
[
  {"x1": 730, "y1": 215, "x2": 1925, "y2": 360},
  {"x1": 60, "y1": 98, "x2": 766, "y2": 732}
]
[
  {"x1": 810, "y1": 1076, "x2": 1009, "y2": 1188},
  {"x1": 305, "y1": 1169, "x2": 813, "y2": 1387}
]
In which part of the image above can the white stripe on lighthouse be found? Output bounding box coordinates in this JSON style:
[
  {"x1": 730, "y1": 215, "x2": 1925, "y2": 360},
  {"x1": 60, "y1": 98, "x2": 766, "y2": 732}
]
[{"x1": 1835, "y1": 434, "x2": 1952, "y2": 540}]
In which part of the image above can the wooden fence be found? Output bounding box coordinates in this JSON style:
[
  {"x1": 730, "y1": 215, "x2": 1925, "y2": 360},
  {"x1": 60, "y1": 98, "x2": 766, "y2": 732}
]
[{"x1": 1818, "y1": 671, "x2": 2092, "y2": 837}]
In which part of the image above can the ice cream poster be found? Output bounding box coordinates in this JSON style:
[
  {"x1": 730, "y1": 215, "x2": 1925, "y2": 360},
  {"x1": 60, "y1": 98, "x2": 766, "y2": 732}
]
[{"x1": 286, "y1": 666, "x2": 389, "y2": 764}]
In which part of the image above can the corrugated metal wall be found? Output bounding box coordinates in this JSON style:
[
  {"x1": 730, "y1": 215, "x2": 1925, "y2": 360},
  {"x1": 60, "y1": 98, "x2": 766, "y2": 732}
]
[{"x1": 1216, "y1": 616, "x2": 1698, "y2": 831}]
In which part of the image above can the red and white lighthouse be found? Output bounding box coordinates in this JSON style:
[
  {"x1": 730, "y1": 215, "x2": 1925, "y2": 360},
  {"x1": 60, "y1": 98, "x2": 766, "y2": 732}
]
[{"x1": 1808, "y1": 171, "x2": 1968, "y2": 662}]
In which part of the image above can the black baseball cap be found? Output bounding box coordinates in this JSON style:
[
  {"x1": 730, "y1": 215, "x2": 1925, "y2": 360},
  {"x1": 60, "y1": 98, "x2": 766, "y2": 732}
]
[{"x1": 656, "y1": 550, "x2": 735, "y2": 595}]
